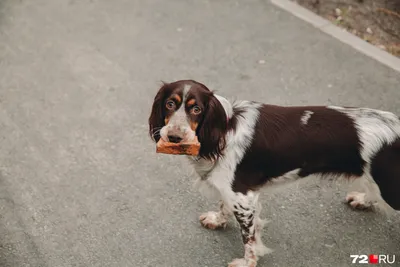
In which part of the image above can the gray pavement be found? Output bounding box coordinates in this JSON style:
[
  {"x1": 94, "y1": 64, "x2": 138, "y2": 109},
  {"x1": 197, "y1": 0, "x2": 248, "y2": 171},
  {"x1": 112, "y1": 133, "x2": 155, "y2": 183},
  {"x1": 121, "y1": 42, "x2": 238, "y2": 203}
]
[{"x1": 0, "y1": 0, "x2": 399, "y2": 266}]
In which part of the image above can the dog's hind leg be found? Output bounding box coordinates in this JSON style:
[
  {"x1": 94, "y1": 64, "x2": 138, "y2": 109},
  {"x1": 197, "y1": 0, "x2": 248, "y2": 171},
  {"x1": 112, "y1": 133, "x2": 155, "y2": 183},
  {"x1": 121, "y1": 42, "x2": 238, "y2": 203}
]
[
  {"x1": 369, "y1": 139, "x2": 400, "y2": 211},
  {"x1": 346, "y1": 174, "x2": 381, "y2": 210},
  {"x1": 199, "y1": 200, "x2": 232, "y2": 230}
]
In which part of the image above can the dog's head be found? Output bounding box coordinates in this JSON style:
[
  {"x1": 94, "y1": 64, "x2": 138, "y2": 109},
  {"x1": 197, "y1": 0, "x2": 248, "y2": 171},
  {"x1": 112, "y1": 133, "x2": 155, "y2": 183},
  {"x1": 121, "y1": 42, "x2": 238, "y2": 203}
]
[{"x1": 148, "y1": 80, "x2": 228, "y2": 160}]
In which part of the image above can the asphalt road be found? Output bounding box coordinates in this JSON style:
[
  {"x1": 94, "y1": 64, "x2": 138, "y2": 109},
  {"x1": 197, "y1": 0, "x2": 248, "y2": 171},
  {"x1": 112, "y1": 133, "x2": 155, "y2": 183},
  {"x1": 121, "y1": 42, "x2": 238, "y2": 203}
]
[{"x1": 0, "y1": 0, "x2": 399, "y2": 266}]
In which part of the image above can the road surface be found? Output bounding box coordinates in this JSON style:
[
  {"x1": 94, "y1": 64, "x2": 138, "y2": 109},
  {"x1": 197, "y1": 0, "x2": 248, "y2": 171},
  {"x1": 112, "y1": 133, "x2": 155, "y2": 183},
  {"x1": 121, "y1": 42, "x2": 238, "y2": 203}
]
[{"x1": 0, "y1": 0, "x2": 399, "y2": 266}]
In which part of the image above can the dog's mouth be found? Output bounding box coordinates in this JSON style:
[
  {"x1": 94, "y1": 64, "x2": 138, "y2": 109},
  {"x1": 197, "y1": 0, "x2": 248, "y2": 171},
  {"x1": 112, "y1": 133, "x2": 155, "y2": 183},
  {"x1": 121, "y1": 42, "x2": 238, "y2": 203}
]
[{"x1": 167, "y1": 135, "x2": 183, "y2": 143}]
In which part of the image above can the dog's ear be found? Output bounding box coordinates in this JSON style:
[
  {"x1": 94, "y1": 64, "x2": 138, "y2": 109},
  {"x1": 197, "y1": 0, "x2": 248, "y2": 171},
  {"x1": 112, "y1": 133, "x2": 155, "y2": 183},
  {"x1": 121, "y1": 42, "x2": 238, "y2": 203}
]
[
  {"x1": 197, "y1": 93, "x2": 228, "y2": 160},
  {"x1": 148, "y1": 83, "x2": 168, "y2": 142}
]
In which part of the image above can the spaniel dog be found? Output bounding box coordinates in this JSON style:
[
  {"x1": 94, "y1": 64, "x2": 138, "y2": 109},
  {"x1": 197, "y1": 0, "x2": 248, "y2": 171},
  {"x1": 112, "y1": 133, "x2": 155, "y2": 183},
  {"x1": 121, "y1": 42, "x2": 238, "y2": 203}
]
[{"x1": 148, "y1": 80, "x2": 400, "y2": 267}]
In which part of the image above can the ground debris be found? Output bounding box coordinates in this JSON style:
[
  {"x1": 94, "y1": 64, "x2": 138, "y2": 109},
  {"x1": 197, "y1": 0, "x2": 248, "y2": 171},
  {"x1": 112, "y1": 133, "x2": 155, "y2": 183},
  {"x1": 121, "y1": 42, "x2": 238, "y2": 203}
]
[{"x1": 294, "y1": 0, "x2": 400, "y2": 57}]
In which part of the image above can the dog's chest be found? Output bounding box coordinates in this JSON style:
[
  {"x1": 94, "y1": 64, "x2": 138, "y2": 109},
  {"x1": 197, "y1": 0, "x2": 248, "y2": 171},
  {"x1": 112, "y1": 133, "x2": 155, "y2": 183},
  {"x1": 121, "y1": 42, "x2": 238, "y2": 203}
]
[{"x1": 187, "y1": 156, "x2": 216, "y2": 179}]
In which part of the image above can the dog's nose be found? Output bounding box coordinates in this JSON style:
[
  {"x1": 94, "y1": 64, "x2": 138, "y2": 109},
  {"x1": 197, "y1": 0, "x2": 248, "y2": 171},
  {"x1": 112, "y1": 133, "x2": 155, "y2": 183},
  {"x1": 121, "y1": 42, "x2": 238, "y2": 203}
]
[{"x1": 168, "y1": 135, "x2": 183, "y2": 143}]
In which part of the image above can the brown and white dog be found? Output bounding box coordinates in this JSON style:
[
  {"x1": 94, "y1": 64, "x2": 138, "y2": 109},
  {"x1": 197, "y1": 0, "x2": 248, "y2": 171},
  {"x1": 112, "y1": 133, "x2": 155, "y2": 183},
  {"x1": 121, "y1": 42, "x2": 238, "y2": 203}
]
[{"x1": 148, "y1": 80, "x2": 400, "y2": 267}]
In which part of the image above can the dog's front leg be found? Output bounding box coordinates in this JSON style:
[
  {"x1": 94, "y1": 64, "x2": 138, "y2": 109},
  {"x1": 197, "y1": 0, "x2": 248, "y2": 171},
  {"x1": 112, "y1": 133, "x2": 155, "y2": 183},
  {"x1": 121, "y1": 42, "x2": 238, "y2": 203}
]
[{"x1": 228, "y1": 192, "x2": 271, "y2": 267}]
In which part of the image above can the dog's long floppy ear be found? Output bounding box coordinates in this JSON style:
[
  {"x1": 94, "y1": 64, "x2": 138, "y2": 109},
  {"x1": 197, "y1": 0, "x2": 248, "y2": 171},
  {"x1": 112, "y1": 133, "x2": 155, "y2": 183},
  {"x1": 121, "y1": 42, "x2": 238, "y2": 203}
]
[
  {"x1": 197, "y1": 93, "x2": 228, "y2": 160},
  {"x1": 148, "y1": 83, "x2": 168, "y2": 142}
]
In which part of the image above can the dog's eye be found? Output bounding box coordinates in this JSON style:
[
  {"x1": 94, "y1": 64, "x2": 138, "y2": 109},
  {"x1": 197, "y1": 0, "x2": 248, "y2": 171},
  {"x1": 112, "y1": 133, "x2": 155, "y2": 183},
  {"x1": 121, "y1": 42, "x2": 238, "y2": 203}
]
[
  {"x1": 166, "y1": 100, "x2": 175, "y2": 110},
  {"x1": 192, "y1": 105, "x2": 201, "y2": 115}
]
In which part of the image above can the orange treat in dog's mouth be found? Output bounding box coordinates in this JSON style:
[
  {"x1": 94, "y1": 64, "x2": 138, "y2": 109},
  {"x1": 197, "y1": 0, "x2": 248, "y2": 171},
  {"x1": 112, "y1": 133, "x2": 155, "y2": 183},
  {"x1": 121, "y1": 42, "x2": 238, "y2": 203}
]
[{"x1": 156, "y1": 137, "x2": 200, "y2": 156}]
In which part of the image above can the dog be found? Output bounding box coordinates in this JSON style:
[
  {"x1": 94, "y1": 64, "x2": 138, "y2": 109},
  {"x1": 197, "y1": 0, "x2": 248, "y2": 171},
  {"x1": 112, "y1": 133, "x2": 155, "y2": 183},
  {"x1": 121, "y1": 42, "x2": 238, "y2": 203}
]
[{"x1": 148, "y1": 79, "x2": 400, "y2": 267}]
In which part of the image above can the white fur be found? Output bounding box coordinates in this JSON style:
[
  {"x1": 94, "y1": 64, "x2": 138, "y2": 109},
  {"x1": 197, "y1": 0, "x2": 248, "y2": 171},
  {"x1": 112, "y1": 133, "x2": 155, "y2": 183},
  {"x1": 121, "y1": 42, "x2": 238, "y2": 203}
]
[
  {"x1": 345, "y1": 173, "x2": 384, "y2": 211},
  {"x1": 199, "y1": 211, "x2": 228, "y2": 229},
  {"x1": 220, "y1": 101, "x2": 262, "y2": 172},
  {"x1": 328, "y1": 106, "x2": 400, "y2": 164},
  {"x1": 300, "y1": 110, "x2": 314, "y2": 125},
  {"x1": 254, "y1": 218, "x2": 271, "y2": 256},
  {"x1": 183, "y1": 84, "x2": 191, "y2": 96},
  {"x1": 346, "y1": 191, "x2": 370, "y2": 208},
  {"x1": 254, "y1": 203, "x2": 272, "y2": 256},
  {"x1": 215, "y1": 94, "x2": 234, "y2": 119},
  {"x1": 229, "y1": 257, "x2": 256, "y2": 267}
]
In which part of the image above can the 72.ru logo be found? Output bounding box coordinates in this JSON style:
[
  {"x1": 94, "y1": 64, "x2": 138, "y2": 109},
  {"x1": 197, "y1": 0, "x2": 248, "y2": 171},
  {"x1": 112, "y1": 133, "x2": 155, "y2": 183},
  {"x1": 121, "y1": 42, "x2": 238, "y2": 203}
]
[{"x1": 350, "y1": 254, "x2": 396, "y2": 264}]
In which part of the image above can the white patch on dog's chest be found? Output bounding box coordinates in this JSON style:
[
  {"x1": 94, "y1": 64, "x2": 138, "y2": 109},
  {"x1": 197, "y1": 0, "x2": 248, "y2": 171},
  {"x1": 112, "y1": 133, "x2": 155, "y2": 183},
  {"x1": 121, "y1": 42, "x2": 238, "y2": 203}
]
[{"x1": 188, "y1": 156, "x2": 216, "y2": 179}]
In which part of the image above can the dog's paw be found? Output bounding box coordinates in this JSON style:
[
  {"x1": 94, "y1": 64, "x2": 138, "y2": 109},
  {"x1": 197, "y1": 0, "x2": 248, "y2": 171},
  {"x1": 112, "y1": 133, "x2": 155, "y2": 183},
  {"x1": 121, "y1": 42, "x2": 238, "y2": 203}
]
[
  {"x1": 228, "y1": 258, "x2": 257, "y2": 267},
  {"x1": 346, "y1": 191, "x2": 373, "y2": 210},
  {"x1": 199, "y1": 211, "x2": 227, "y2": 230}
]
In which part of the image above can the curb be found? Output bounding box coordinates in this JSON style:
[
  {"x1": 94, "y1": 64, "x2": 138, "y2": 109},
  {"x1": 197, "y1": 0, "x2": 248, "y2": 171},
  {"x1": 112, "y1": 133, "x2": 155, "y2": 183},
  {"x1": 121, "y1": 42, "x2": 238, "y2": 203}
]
[{"x1": 270, "y1": 0, "x2": 400, "y2": 73}]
